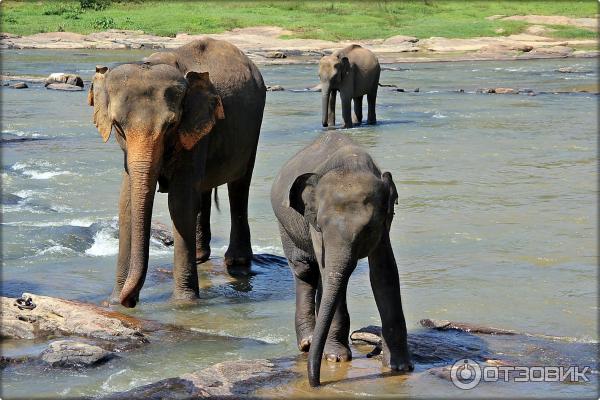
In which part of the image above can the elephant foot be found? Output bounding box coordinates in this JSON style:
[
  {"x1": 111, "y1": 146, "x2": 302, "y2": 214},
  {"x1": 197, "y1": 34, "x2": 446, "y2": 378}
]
[
  {"x1": 298, "y1": 336, "x2": 312, "y2": 352},
  {"x1": 224, "y1": 246, "x2": 253, "y2": 267},
  {"x1": 367, "y1": 119, "x2": 377, "y2": 125},
  {"x1": 196, "y1": 246, "x2": 211, "y2": 263},
  {"x1": 384, "y1": 349, "x2": 414, "y2": 372},
  {"x1": 171, "y1": 290, "x2": 200, "y2": 305},
  {"x1": 324, "y1": 340, "x2": 352, "y2": 362}
]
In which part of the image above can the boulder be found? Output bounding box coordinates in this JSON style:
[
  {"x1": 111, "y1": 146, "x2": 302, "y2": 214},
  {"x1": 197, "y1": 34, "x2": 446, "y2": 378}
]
[
  {"x1": 11, "y1": 82, "x2": 28, "y2": 89},
  {"x1": 493, "y1": 87, "x2": 516, "y2": 94},
  {"x1": 45, "y1": 83, "x2": 84, "y2": 91},
  {"x1": 151, "y1": 221, "x2": 174, "y2": 246},
  {"x1": 266, "y1": 84, "x2": 285, "y2": 91},
  {"x1": 44, "y1": 73, "x2": 84, "y2": 88},
  {"x1": 419, "y1": 319, "x2": 517, "y2": 335},
  {"x1": 40, "y1": 340, "x2": 114, "y2": 367},
  {"x1": 103, "y1": 359, "x2": 297, "y2": 399},
  {"x1": 264, "y1": 51, "x2": 287, "y2": 59},
  {"x1": 1, "y1": 293, "x2": 148, "y2": 342}
]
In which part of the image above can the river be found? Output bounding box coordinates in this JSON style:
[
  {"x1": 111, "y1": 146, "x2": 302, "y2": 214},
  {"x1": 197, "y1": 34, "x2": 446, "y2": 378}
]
[{"x1": 1, "y1": 49, "x2": 597, "y2": 398}]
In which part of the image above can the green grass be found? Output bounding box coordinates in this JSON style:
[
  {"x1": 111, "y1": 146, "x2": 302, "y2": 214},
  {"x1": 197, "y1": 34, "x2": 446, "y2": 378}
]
[
  {"x1": 545, "y1": 24, "x2": 599, "y2": 39},
  {"x1": 1, "y1": 0, "x2": 598, "y2": 40}
]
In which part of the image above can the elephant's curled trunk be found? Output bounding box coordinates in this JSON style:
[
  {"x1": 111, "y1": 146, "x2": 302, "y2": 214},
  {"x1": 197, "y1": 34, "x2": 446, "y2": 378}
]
[{"x1": 120, "y1": 161, "x2": 158, "y2": 308}]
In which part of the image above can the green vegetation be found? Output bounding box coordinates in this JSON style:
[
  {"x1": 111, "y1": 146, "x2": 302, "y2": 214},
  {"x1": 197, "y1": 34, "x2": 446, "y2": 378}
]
[{"x1": 1, "y1": 0, "x2": 597, "y2": 40}]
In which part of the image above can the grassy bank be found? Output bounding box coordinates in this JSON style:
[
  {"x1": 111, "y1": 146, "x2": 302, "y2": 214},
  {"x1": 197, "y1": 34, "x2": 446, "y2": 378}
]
[{"x1": 2, "y1": 0, "x2": 597, "y2": 40}]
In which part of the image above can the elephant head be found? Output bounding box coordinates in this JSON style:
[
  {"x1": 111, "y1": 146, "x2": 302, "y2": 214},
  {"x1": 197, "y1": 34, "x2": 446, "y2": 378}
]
[
  {"x1": 288, "y1": 168, "x2": 398, "y2": 386},
  {"x1": 318, "y1": 54, "x2": 350, "y2": 127},
  {"x1": 88, "y1": 63, "x2": 225, "y2": 307}
]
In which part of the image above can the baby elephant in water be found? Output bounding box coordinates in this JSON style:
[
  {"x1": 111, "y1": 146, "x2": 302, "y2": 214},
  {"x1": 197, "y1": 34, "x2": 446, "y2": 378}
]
[{"x1": 271, "y1": 132, "x2": 412, "y2": 386}]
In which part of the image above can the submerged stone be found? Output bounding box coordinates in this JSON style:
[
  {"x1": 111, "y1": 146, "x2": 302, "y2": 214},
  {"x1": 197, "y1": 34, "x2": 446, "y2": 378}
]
[{"x1": 41, "y1": 340, "x2": 114, "y2": 367}]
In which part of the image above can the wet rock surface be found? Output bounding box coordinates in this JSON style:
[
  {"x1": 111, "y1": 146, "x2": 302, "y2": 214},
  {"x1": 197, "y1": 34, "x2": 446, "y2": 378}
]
[
  {"x1": 1, "y1": 293, "x2": 148, "y2": 342},
  {"x1": 11, "y1": 82, "x2": 28, "y2": 89},
  {"x1": 103, "y1": 358, "x2": 298, "y2": 399},
  {"x1": 266, "y1": 84, "x2": 285, "y2": 91},
  {"x1": 40, "y1": 340, "x2": 114, "y2": 367}
]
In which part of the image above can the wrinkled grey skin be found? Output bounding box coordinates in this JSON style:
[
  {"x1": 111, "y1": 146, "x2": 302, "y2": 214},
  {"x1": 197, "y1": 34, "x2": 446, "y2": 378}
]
[
  {"x1": 319, "y1": 45, "x2": 380, "y2": 129},
  {"x1": 271, "y1": 132, "x2": 412, "y2": 386},
  {"x1": 88, "y1": 38, "x2": 266, "y2": 308}
]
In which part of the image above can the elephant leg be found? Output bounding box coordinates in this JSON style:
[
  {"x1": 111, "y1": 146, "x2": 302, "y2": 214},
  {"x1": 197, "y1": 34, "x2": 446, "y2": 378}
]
[
  {"x1": 224, "y1": 152, "x2": 256, "y2": 267},
  {"x1": 195, "y1": 190, "x2": 212, "y2": 263},
  {"x1": 341, "y1": 95, "x2": 353, "y2": 129},
  {"x1": 368, "y1": 230, "x2": 413, "y2": 372},
  {"x1": 108, "y1": 171, "x2": 131, "y2": 304},
  {"x1": 352, "y1": 95, "x2": 363, "y2": 125},
  {"x1": 169, "y1": 187, "x2": 200, "y2": 301},
  {"x1": 323, "y1": 284, "x2": 352, "y2": 362},
  {"x1": 367, "y1": 89, "x2": 377, "y2": 125},
  {"x1": 327, "y1": 89, "x2": 337, "y2": 127}
]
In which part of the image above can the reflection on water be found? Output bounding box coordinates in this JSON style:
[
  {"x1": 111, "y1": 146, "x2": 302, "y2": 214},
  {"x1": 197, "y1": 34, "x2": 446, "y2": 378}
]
[{"x1": 0, "y1": 50, "x2": 597, "y2": 398}]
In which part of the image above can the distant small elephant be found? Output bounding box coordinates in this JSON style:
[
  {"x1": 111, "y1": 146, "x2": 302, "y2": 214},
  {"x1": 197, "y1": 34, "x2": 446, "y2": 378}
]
[
  {"x1": 271, "y1": 132, "x2": 412, "y2": 387},
  {"x1": 88, "y1": 38, "x2": 266, "y2": 308},
  {"x1": 319, "y1": 44, "x2": 380, "y2": 128}
]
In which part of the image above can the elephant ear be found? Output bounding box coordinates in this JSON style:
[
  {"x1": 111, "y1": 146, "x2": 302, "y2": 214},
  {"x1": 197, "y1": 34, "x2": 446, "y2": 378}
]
[
  {"x1": 382, "y1": 171, "x2": 398, "y2": 225},
  {"x1": 340, "y1": 56, "x2": 351, "y2": 80},
  {"x1": 178, "y1": 71, "x2": 225, "y2": 150},
  {"x1": 288, "y1": 173, "x2": 320, "y2": 231},
  {"x1": 88, "y1": 65, "x2": 112, "y2": 142}
]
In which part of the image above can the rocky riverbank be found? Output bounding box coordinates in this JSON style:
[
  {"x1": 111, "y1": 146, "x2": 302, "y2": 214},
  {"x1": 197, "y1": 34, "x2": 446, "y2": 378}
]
[{"x1": 1, "y1": 22, "x2": 597, "y2": 65}]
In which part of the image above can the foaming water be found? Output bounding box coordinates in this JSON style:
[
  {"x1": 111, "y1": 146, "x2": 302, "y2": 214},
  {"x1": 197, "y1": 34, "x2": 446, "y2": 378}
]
[{"x1": 0, "y1": 50, "x2": 597, "y2": 398}]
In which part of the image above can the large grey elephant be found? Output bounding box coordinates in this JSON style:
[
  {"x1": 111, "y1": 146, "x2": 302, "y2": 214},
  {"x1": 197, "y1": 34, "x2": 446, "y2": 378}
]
[
  {"x1": 319, "y1": 44, "x2": 380, "y2": 129},
  {"x1": 88, "y1": 38, "x2": 266, "y2": 308},
  {"x1": 271, "y1": 132, "x2": 412, "y2": 386}
]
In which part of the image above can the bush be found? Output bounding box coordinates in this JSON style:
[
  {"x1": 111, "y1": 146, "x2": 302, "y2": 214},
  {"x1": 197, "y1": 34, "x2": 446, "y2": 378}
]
[
  {"x1": 80, "y1": 0, "x2": 111, "y2": 11},
  {"x1": 93, "y1": 16, "x2": 116, "y2": 29}
]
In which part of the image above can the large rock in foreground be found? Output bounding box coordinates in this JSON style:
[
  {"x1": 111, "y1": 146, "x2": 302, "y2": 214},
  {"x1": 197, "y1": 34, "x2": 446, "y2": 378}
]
[
  {"x1": 104, "y1": 359, "x2": 297, "y2": 399},
  {"x1": 1, "y1": 293, "x2": 147, "y2": 342}
]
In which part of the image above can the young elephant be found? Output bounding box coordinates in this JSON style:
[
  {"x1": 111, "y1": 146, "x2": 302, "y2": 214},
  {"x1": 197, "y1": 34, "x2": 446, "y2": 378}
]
[
  {"x1": 271, "y1": 133, "x2": 412, "y2": 386},
  {"x1": 319, "y1": 44, "x2": 380, "y2": 129},
  {"x1": 88, "y1": 38, "x2": 266, "y2": 308}
]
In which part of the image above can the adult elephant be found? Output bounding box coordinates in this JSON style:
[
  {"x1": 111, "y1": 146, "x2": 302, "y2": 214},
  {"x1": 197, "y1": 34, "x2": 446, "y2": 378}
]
[
  {"x1": 271, "y1": 132, "x2": 412, "y2": 386},
  {"x1": 88, "y1": 38, "x2": 266, "y2": 308},
  {"x1": 319, "y1": 44, "x2": 380, "y2": 129}
]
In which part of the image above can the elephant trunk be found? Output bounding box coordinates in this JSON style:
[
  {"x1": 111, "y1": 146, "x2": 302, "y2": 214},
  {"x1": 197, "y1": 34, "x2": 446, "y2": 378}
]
[
  {"x1": 321, "y1": 85, "x2": 330, "y2": 127},
  {"x1": 119, "y1": 160, "x2": 158, "y2": 308},
  {"x1": 307, "y1": 250, "x2": 353, "y2": 387}
]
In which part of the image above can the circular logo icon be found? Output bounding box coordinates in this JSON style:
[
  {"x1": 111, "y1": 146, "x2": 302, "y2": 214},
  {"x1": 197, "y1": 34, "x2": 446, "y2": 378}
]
[{"x1": 450, "y1": 358, "x2": 482, "y2": 389}]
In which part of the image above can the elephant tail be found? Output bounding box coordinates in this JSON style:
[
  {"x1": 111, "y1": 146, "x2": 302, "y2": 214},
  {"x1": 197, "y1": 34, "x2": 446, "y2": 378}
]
[{"x1": 213, "y1": 187, "x2": 220, "y2": 212}]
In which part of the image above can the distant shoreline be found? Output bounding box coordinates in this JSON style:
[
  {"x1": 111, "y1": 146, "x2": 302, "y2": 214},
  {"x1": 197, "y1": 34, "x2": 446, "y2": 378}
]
[{"x1": 1, "y1": 26, "x2": 597, "y2": 66}]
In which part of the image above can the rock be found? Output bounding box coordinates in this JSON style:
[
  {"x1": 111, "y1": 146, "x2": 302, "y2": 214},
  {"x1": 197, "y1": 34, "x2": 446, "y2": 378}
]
[
  {"x1": 151, "y1": 221, "x2": 174, "y2": 246},
  {"x1": 45, "y1": 83, "x2": 84, "y2": 91},
  {"x1": 494, "y1": 87, "x2": 516, "y2": 94},
  {"x1": 350, "y1": 325, "x2": 382, "y2": 345},
  {"x1": 44, "y1": 73, "x2": 84, "y2": 88},
  {"x1": 266, "y1": 84, "x2": 285, "y2": 91},
  {"x1": 525, "y1": 45, "x2": 574, "y2": 58},
  {"x1": 395, "y1": 88, "x2": 405, "y2": 92},
  {"x1": 519, "y1": 45, "x2": 534, "y2": 53},
  {"x1": 383, "y1": 35, "x2": 419, "y2": 45},
  {"x1": 11, "y1": 82, "x2": 28, "y2": 89},
  {"x1": 41, "y1": 340, "x2": 114, "y2": 367},
  {"x1": 414, "y1": 87, "x2": 420, "y2": 92},
  {"x1": 264, "y1": 51, "x2": 287, "y2": 59},
  {"x1": 103, "y1": 358, "x2": 297, "y2": 399},
  {"x1": 2, "y1": 81, "x2": 9, "y2": 86},
  {"x1": 1, "y1": 293, "x2": 148, "y2": 342},
  {"x1": 419, "y1": 319, "x2": 516, "y2": 335}
]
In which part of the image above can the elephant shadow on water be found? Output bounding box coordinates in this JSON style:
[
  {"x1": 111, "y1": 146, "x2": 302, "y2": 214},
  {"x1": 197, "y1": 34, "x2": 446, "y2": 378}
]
[{"x1": 142, "y1": 253, "x2": 294, "y2": 305}]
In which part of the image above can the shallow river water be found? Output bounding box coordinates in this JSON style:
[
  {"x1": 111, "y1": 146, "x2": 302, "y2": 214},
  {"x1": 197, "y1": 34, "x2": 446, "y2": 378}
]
[{"x1": 1, "y1": 50, "x2": 597, "y2": 398}]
